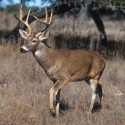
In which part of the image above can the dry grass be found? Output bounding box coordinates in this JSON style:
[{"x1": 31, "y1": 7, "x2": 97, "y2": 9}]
[
  {"x1": 0, "y1": 8, "x2": 125, "y2": 125},
  {"x1": 0, "y1": 45, "x2": 125, "y2": 125}
]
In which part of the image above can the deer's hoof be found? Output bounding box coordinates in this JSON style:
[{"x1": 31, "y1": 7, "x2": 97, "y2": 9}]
[
  {"x1": 49, "y1": 107, "x2": 56, "y2": 117},
  {"x1": 49, "y1": 103, "x2": 60, "y2": 117}
]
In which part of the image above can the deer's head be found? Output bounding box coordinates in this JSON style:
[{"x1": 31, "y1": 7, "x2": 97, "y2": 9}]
[{"x1": 16, "y1": 5, "x2": 53, "y2": 53}]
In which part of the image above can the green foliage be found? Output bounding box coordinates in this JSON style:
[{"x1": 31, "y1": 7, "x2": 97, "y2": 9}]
[
  {"x1": 5, "y1": 4, "x2": 20, "y2": 13},
  {"x1": 98, "y1": 0, "x2": 125, "y2": 9},
  {"x1": 4, "y1": 4, "x2": 37, "y2": 14},
  {"x1": 99, "y1": 0, "x2": 109, "y2": 8},
  {"x1": 1, "y1": 0, "x2": 125, "y2": 12},
  {"x1": 55, "y1": 0, "x2": 125, "y2": 9}
]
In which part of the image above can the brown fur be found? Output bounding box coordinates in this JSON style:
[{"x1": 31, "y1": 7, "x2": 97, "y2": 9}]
[
  {"x1": 34, "y1": 44, "x2": 105, "y2": 82},
  {"x1": 30, "y1": 42, "x2": 105, "y2": 116},
  {"x1": 18, "y1": 6, "x2": 106, "y2": 116},
  {"x1": 19, "y1": 30, "x2": 106, "y2": 116}
]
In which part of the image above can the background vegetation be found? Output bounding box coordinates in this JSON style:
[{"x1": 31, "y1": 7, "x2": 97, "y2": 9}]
[{"x1": 0, "y1": 0, "x2": 125, "y2": 125}]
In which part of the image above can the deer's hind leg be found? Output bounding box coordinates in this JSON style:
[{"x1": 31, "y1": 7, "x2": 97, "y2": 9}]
[{"x1": 89, "y1": 78, "x2": 103, "y2": 113}]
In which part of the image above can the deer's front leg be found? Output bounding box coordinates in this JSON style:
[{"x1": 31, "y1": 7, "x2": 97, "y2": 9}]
[
  {"x1": 52, "y1": 79, "x2": 61, "y2": 105},
  {"x1": 49, "y1": 77, "x2": 70, "y2": 116}
]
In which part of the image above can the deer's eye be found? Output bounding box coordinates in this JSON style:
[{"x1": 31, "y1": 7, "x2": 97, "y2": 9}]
[{"x1": 32, "y1": 40, "x2": 37, "y2": 43}]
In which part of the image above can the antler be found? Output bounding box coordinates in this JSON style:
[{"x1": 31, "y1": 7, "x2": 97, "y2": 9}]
[
  {"x1": 33, "y1": 8, "x2": 53, "y2": 32},
  {"x1": 15, "y1": 5, "x2": 32, "y2": 36}
]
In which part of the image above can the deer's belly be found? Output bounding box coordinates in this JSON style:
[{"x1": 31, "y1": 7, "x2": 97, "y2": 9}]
[
  {"x1": 47, "y1": 68, "x2": 63, "y2": 80},
  {"x1": 70, "y1": 68, "x2": 90, "y2": 82},
  {"x1": 70, "y1": 72, "x2": 88, "y2": 82}
]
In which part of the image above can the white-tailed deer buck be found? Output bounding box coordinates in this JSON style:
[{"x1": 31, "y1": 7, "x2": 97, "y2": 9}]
[{"x1": 17, "y1": 5, "x2": 106, "y2": 117}]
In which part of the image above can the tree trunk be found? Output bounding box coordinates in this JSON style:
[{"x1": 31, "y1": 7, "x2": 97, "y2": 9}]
[{"x1": 87, "y1": 2, "x2": 108, "y2": 50}]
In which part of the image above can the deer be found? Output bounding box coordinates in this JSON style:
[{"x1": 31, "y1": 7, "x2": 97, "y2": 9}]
[{"x1": 16, "y1": 5, "x2": 106, "y2": 117}]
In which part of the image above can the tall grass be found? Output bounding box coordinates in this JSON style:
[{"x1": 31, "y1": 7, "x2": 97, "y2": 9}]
[
  {"x1": 0, "y1": 45, "x2": 125, "y2": 125},
  {"x1": 0, "y1": 10, "x2": 125, "y2": 125}
]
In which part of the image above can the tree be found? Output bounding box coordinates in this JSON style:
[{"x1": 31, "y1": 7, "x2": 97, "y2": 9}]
[{"x1": 11, "y1": 0, "x2": 125, "y2": 50}]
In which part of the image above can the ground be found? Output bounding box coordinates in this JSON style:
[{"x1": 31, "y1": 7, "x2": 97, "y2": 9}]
[{"x1": 0, "y1": 45, "x2": 125, "y2": 125}]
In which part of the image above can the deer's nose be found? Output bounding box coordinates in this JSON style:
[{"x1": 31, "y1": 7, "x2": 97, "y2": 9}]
[
  {"x1": 20, "y1": 48, "x2": 26, "y2": 53},
  {"x1": 20, "y1": 46, "x2": 29, "y2": 53}
]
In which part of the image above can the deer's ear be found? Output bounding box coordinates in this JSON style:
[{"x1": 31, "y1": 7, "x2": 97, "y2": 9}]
[
  {"x1": 19, "y1": 29, "x2": 28, "y2": 39},
  {"x1": 38, "y1": 31, "x2": 49, "y2": 41}
]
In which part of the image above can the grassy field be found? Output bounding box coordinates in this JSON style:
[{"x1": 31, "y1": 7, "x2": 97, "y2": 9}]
[{"x1": 0, "y1": 45, "x2": 125, "y2": 125}]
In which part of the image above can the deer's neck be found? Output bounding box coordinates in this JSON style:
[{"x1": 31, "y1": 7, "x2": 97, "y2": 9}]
[{"x1": 32, "y1": 42, "x2": 55, "y2": 70}]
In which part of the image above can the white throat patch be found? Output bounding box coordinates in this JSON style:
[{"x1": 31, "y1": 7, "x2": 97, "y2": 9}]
[{"x1": 34, "y1": 50, "x2": 41, "y2": 57}]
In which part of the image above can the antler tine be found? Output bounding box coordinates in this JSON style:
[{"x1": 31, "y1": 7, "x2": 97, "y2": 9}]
[
  {"x1": 33, "y1": 8, "x2": 53, "y2": 33},
  {"x1": 26, "y1": 8, "x2": 31, "y2": 23},
  {"x1": 48, "y1": 9, "x2": 53, "y2": 24},
  {"x1": 20, "y1": 4, "x2": 23, "y2": 19},
  {"x1": 44, "y1": 8, "x2": 48, "y2": 23},
  {"x1": 41, "y1": 9, "x2": 53, "y2": 32},
  {"x1": 17, "y1": 5, "x2": 32, "y2": 35},
  {"x1": 33, "y1": 8, "x2": 53, "y2": 25},
  {"x1": 33, "y1": 8, "x2": 48, "y2": 25}
]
